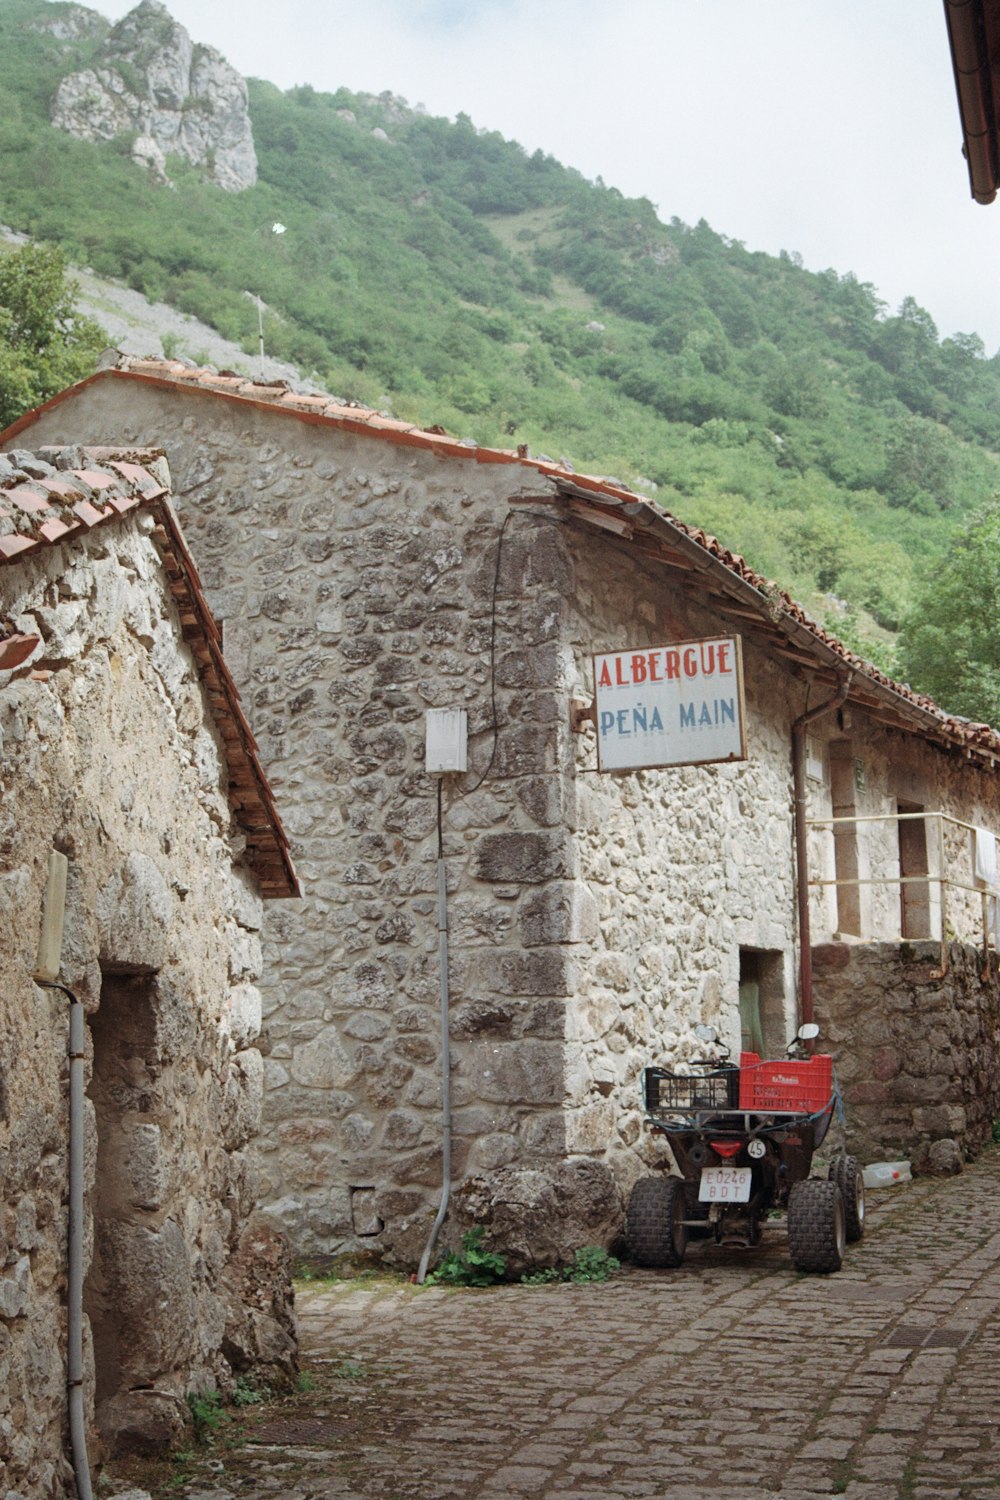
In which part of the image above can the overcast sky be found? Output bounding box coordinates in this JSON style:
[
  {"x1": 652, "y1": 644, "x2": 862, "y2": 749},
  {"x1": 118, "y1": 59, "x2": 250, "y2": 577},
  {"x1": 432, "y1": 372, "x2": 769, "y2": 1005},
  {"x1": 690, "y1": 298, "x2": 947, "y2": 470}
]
[{"x1": 95, "y1": 0, "x2": 1000, "y2": 352}]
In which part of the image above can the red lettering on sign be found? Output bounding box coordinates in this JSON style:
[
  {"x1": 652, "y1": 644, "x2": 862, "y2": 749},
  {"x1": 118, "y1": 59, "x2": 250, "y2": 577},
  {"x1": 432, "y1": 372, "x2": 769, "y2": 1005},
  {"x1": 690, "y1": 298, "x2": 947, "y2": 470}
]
[
  {"x1": 615, "y1": 658, "x2": 628, "y2": 686},
  {"x1": 682, "y1": 647, "x2": 698, "y2": 678},
  {"x1": 665, "y1": 650, "x2": 680, "y2": 680},
  {"x1": 717, "y1": 641, "x2": 732, "y2": 674},
  {"x1": 597, "y1": 661, "x2": 612, "y2": 688},
  {"x1": 631, "y1": 654, "x2": 647, "y2": 684}
]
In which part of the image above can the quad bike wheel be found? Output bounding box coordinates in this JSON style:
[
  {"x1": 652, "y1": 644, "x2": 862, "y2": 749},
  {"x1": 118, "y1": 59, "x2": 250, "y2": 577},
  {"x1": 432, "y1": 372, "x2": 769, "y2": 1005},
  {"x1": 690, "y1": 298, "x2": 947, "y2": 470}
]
[
  {"x1": 828, "y1": 1154, "x2": 865, "y2": 1242},
  {"x1": 787, "y1": 1178, "x2": 846, "y2": 1274},
  {"x1": 626, "y1": 1175, "x2": 688, "y2": 1268}
]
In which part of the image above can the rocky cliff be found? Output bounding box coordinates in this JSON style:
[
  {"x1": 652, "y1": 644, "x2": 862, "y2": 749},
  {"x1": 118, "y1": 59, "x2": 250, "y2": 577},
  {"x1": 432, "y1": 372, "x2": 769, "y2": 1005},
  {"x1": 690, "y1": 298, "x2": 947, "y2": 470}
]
[{"x1": 50, "y1": 0, "x2": 257, "y2": 192}]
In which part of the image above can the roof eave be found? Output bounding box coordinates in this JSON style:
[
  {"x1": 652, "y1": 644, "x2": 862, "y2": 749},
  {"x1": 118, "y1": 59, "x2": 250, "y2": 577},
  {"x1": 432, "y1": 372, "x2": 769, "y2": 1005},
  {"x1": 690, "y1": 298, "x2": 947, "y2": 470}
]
[
  {"x1": 552, "y1": 478, "x2": 999, "y2": 764},
  {"x1": 944, "y1": 0, "x2": 1000, "y2": 203}
]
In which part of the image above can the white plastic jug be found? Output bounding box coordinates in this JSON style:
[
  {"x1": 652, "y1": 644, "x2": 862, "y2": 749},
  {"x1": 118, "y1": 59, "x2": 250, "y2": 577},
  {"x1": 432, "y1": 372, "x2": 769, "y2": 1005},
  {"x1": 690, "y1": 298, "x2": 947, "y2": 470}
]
[{"x1": 862, "y1": 1160, "x2": 911, "y2": 1188}]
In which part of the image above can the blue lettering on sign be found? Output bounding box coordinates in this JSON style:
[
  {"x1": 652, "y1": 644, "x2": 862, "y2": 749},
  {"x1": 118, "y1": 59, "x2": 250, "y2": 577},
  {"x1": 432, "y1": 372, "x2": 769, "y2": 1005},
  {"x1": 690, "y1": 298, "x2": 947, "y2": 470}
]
[
  {"x1": 601, "y1": 700, "x2": 731, "y2": 739},
  {"x1": 680, "y1": 698, "x2": 737, "y2": 729}
]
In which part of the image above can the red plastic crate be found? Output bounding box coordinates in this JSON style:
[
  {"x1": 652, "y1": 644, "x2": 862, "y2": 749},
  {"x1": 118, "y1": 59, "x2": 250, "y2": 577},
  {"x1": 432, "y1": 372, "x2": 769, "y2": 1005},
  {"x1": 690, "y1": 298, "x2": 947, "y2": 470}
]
[{"x1": 738, "y1": 1051, "x2": 833, "y2": 1113}]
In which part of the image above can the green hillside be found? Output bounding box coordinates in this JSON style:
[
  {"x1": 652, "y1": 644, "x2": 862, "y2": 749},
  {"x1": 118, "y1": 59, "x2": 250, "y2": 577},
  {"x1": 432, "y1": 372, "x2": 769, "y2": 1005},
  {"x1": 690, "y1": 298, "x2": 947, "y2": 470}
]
[{"x1": 3, "y1": 0, "x2": 1000, "y2": 671}]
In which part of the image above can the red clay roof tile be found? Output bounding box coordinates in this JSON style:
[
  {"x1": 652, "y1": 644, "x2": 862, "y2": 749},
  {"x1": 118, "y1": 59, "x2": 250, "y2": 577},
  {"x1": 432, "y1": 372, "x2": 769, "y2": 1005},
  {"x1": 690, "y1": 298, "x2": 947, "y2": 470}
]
[
  {"x1": 0, "y1": 533, "x2": 38, "y2": 559},
  {"x1": 72, "y1": 498, "x2": 111, "y2": 527},
  {"x1": 35, "y1": 476, "x2": 83, "y2": 500},
  {"x1": 38, "y1": 516, "x2": 77, "y2": 544},
  {"x1": 8, "y1": 485, "x2": 51, "y2": 514},
  {"x1": 0, "y1": 632, "x2": 40, "y2": 670},
  {"x1": 107, "y1": 460, "x2": 168, "y2": 497},
  {"x1": 75, "y1": 468, "x2": 117, "y2": 490}
]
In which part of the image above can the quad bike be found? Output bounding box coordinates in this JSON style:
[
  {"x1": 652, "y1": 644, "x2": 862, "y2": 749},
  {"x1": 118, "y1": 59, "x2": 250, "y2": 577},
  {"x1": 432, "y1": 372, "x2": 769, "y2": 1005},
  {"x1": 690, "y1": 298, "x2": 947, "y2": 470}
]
[{"x1": 626, "y1": 1023, "x2": 864, "y2": 1275}]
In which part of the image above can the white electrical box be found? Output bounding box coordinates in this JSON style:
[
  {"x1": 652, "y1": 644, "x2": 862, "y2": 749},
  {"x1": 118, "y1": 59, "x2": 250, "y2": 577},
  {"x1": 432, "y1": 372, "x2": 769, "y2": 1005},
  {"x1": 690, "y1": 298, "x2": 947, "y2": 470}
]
[{"x1": 425, "y1": 708, "x2": 468, "y2": 774}]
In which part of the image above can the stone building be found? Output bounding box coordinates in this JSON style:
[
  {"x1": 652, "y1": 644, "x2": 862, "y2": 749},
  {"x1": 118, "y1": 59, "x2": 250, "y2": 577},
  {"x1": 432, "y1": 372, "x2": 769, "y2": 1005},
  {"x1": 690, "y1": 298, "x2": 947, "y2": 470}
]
[
  {"x1": 0, "y1": 445, "x2": 298, "y2": 1495},
  {"x1": 7, "y1": 358, "x2": 1000, "y2": 1269}
]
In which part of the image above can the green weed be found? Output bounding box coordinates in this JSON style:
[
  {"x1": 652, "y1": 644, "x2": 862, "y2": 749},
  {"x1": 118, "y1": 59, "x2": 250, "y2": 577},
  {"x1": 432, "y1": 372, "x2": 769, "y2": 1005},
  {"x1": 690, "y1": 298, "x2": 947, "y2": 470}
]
[
  {"x1": 425, "y1": 1228, "x2": 506, "y2": 1287},
  {"x1": 186, "y1": 1389, "x2": 227, "y2": 1444},
  {"x1": 232, "y1": 1375, "x2": 269, "y2": 1407},
  {"x1": 521, "y1": 1246, "x2": 621, "y2": 1285}
]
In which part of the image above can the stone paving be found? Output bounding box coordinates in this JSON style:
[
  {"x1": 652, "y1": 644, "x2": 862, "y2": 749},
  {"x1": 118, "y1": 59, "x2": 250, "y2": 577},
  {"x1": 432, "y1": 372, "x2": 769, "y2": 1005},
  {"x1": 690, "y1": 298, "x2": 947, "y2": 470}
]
[{"x1": 129, "y1": 1149, "x2": 1000, "y2": 1500}]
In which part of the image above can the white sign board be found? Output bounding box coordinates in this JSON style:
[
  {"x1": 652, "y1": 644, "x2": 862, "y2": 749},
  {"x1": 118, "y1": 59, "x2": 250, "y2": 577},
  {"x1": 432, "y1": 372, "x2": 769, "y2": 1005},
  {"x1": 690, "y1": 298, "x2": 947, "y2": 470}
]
[{"x1": 593, "y1": 636, "x2": 746, "y2": 772}]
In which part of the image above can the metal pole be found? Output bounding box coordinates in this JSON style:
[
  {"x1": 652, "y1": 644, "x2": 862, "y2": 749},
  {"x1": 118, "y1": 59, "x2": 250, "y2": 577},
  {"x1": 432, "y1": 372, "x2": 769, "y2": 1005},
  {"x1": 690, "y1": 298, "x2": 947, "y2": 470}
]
[
  {"x1": 416, "y1": 781, "x2": 452, "y2": 1284},
  {"x1": 36, "y1": 981, "x2": 93, "y2": 1500}
]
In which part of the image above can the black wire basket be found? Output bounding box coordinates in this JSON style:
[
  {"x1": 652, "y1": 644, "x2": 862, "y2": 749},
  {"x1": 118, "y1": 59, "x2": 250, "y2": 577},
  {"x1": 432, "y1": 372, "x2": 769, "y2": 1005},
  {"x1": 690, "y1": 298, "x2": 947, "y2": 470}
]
[{"x1": 644, "y1": 1065, "x2": 740, "y2": 1113}]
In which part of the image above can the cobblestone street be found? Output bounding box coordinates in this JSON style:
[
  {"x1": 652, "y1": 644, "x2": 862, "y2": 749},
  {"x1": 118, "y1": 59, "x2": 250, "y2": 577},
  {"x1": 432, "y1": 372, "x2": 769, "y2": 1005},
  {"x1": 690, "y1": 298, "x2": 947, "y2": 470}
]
[{"x1": 128, "y1": 1148, "x2": 1000, "y2": 1500}]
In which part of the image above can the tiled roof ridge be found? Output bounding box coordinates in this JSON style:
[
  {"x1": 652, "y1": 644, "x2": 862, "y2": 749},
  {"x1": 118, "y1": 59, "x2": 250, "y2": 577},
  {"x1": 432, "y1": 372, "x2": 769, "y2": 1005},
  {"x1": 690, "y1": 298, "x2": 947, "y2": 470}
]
[
  {"x1": 0, "y1": 444, "x2": 299, "y2": 899},
  {"x1": 2, "y1": 358, "x2": 998, "y2": 767}
]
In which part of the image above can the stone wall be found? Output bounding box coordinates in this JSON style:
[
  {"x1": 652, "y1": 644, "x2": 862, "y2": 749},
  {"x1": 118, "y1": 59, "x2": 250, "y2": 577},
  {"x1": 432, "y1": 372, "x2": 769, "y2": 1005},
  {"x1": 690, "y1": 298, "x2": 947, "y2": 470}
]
[
  {"x1": 0, "y1": 513, "x2": 293, "y2": 1495},
  {"x1": 814, "y1": 940, "x2": 1000, "y2": 1170},
  {"x1": 559, "y1": 532, "x2": 800, "y2": 1191},
  {"x1": 22, "y1": 377, "x2": 1000, "y2": 1272},
  {"x1": 233, "y1": 465, "x2": 581, "y2": 1264},
  {"x1": 19, "y1": 382, "x2": 595, "y2": 1263}
]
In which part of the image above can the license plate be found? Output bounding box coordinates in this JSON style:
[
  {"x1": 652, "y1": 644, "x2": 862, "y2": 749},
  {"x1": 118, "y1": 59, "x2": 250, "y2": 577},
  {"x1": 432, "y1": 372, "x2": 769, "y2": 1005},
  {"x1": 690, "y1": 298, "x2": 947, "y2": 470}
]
[{"x1": 698, "y1": 1166, "x2": 751, "y2": 1203}]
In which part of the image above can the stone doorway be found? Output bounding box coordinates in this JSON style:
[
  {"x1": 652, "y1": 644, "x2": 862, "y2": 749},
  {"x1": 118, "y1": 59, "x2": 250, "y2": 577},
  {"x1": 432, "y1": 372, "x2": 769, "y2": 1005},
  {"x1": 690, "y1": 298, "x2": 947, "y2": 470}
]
[
  {"x1": 739, "y1": 948, "x2": 787, "y2": 1058},
  {"x1": 85, "y1": 969, "x2": 169, "y2": 1447}
]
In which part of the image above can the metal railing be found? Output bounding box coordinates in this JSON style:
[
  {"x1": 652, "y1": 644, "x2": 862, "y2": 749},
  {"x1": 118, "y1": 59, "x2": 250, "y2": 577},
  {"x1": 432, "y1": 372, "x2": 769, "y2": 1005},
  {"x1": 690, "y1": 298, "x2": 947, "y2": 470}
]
[{"x1": 804, "y1": 810, "x2": 998, "y2": 976}]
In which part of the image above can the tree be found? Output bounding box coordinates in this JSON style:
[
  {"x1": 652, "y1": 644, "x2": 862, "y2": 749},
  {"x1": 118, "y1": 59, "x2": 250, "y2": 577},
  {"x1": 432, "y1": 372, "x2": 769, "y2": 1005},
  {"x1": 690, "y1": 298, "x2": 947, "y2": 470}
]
[
  {"x1": 883, "y1": 413, "x2": 957, "y2": 511},
  {"x1": 0, "y1": 243, "x2": 105, "y2": 428},
  {"x1": 897, "y1": 500, "x2": 1000, "y2": 725}
]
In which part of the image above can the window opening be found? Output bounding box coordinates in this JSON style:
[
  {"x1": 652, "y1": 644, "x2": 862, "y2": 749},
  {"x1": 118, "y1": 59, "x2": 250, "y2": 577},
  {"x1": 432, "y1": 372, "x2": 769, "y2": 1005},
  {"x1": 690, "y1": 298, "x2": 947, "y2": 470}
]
[
  {"x1": 898, "y1": 800, "x2": 930, "y2": 938},
  {"x1": 829, "y1": 741, "x2": 861, "y2": 936}
]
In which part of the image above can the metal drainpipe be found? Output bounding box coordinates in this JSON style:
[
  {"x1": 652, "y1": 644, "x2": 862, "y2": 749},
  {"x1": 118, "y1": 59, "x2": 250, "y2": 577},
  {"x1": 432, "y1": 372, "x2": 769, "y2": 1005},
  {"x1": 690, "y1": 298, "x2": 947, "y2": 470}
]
[
  {"x1": 791, "y1": 675, "x2": 853, "y2": 1027},
  {"x1": 416, "y1": 781, "x2": 452, "y2": 1284},
  {"x1": 36, "y1": 979, "x2": 94, "y2": 1500}
]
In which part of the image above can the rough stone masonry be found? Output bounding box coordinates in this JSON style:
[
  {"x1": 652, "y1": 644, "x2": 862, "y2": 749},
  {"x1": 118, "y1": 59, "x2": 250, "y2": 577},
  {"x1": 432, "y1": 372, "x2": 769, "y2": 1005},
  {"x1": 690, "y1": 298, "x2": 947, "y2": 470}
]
[
  {"x1": 0, "y1": 448, "x2": 295, "y2": 1495},
  {"x1": 14, "y1": 366, "x2": 1000, "y2": 1275}
]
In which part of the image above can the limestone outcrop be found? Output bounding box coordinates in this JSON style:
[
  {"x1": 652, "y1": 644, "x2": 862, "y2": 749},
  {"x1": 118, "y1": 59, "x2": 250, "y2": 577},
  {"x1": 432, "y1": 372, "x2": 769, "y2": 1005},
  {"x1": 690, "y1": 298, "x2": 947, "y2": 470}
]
[{"x1": 51, "y1": 0, "x2": 257, "y2": 192}]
